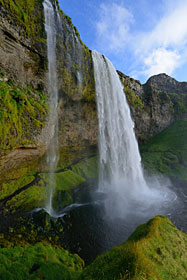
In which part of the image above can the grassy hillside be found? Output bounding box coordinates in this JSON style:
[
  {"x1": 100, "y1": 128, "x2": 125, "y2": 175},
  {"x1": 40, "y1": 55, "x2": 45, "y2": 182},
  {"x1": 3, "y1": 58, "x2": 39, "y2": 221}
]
[
  {"x1": 81, "y1": 215, "x2": 187, "y2": 280},
  {"x1": 0, "y1": 243, "x2": 84, "y2": 280},
  {"x1": 140, "y1": 119, "x2": 187, "y2": 181},
  {"x1": 0, "y1": 216, "x2": 186, "y2": 280}
]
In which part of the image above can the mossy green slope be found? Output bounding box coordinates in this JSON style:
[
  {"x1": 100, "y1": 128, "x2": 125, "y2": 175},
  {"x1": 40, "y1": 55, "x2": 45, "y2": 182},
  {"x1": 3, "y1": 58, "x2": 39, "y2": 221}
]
[
  {"x1": 0, "y1": 80, "x2": 47, "y2": 150},
  {"x1": 48, "y1": 156, "x2": 98, "y2": 210},
  {"x1": 0, "y1": 156, "x2": 98, "y2": 213},
  {"x1": 81, "y1": 215, "x2": 187, "y2": 280},
  {"x1": 140, "y1": 119, "x2": 187, "y2": 181},
  {"x1": 0, "y1": 173, "x2": 45, "y2": 213},
  {"x1": 0, "y1": 243, "x2": 84, "y2": 280}
]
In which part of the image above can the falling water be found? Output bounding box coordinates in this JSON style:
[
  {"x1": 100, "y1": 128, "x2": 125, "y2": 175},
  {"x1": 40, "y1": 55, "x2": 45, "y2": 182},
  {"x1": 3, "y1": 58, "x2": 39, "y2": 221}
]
[
  {"x1": 43, "y1": 0, "x2": 59, "y2": 215},
  {"x1": 92, "y1": 50, "x2": 147, "y2": 191},
  {"x1": 92, "y1": 50, "x2": 176, "y2": 218}
]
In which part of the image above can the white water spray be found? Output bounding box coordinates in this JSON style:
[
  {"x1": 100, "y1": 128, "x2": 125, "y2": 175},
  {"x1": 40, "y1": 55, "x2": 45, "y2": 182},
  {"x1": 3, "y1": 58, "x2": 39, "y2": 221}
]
[
  {"x1": 43, "y1": 0, "x2": 59, "y2": 215},
  {"x1": 92, "y1": 50, "x2": 175, "y2": 218}
]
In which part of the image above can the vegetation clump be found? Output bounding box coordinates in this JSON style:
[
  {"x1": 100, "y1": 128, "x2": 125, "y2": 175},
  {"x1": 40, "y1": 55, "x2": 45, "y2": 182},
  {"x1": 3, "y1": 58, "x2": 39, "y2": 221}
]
[
  {"x1": 81, "y1": 215, "x2": 187, "y2": 280},
  {"x1": 1, "y1": 215, "x2": 186, "y2": 280}
]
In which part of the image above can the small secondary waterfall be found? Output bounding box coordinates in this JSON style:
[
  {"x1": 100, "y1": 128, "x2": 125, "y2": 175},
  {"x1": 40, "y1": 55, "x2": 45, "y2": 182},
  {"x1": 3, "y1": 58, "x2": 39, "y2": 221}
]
[
  {"x1": 43, "y1": 0, "x2": 59, "y2": 214},
  {"x1": 92, "y1": 50, "x2": 147, "y2": 195}
]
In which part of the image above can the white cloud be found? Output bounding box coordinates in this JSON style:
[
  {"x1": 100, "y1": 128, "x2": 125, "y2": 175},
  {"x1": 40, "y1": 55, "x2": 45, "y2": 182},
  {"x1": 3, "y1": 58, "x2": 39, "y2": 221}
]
[
  {"x1": 133, "y1": 0, "x2": 187, "y2": 78},
  {"x1": 139, "y1": 1, "x2": 187, "y2": 52},
  {"x1": 96, "y1": 2, "x2": 134, "y2": 52},
  {"x1": 95, "y1": 0, "x2": 187, "y2": 80},
  {"x1": 143, "y1": 48, "x2": 181, "y2": 77}
]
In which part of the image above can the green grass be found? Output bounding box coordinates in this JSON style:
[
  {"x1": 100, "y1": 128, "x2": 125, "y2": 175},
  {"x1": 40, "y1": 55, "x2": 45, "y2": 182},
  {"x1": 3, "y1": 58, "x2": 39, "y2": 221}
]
[
  {"x1": 0, "y1": 243, "x2": 84, "y2": 280},
  {"x1": 140, "y1": 119, "x2": 187, "y2": 181},
  {"x1": 81, "y1": 215, "x2": 187, "y2": 280}
]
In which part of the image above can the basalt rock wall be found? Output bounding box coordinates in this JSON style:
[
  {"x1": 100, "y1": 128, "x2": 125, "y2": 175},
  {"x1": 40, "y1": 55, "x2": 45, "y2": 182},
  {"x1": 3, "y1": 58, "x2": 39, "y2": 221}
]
[
  {"x1": 0, "y1": 0, "x2": 97, "y2": 181},
  {"x1": 118, "y1": 71, "x2": 187, "y2": 140}
]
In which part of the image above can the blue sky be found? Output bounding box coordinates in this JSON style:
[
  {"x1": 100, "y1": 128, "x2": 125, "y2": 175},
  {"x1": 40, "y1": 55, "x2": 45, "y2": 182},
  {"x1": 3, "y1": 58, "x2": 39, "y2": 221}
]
[{"x1": 59, "y1": 0, "x2": 187, "y2": 83}]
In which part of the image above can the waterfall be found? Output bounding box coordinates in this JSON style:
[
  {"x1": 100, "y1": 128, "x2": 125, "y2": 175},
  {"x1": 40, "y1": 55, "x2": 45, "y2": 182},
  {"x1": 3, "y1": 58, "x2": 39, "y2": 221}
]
[
  {"x1": 92, "y1": 51, "x2": 176, "y2": 219},
  {"x1": 43, "y1": 0, "x2": 59, "y2": 215},
  {"x1": 92, "y1": 50, "x2": 147, "y2": 197}
]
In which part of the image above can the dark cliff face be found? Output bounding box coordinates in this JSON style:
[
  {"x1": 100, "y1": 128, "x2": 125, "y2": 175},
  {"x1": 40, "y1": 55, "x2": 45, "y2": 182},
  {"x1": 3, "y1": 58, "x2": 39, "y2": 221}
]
[
  {"x1": 118, "y1": 71, "x2": 187, "y2": 140},
  {"x1": 55, "y1": 7, "x2": 97, "y2": 157},
  {"x1": 0, "y1": 0, "x2": 97, "y2": 181},
  {"x1": 0, "y1": 0, "x2": 97, "y2": 160},
  {"x1": 146, "y1": 73, "x2": 187, "y2": 94},
  {"x1": 0, "y1": 1, "x2": 46, "y2": 88},
  {"x1": 145, "y1": 74, "x2": 187, "y2": 121},
  {"x1": 0, "y1": 0, "x2": 48, "y2": 182}
]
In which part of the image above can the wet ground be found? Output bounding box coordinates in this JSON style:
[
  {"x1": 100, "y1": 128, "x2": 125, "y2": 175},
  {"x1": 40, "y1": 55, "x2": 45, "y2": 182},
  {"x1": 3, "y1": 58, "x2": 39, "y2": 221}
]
[
  {"x1": 59, "y1": 178, "x2": 187, "y2": 264},
  {"x1": 0, "y1": 178, "x2": 186, "y2": 265}
]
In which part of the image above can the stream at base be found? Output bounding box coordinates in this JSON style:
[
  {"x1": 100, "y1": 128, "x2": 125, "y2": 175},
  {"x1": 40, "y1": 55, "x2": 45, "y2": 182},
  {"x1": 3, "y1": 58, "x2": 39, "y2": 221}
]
[{"x1": 55, "y1": 178, "x2": 187, "y2": 264}]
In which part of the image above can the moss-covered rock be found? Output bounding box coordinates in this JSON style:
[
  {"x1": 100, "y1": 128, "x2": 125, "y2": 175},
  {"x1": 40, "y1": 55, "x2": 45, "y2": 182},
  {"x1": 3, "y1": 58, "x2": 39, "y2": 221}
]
[
  {"x1": 124, "y1": 85, "x2": 144, "y2": 109},
  {"x1": 81, "y1": 215, "x2": 187, "y2": 280},
  {"x1": 0, "y1": 172, "x2": 45, "y2": 214},
  {"x1": 49, "y1": 156, "x2": 98, "y2": 211},
  {"x1": 0, "y1": 155, "x2": 98, "y2": 214},
  {"x1": 0, "y1": 0, "x2": 45, "y2": 48},
  {"x1": 0, "y1": 81, "x2": 47, "y2": 150}
]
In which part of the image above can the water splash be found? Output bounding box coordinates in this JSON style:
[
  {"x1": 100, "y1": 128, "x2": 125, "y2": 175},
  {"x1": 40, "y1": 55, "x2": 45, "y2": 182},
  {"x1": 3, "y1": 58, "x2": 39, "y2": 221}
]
[{"x1": 43, "y1": 0, "x2": 59, "y2": 215}]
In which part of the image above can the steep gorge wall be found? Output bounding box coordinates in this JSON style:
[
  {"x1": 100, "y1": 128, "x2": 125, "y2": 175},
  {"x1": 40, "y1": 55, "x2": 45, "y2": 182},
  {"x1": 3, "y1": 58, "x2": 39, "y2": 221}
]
[
  {"x1": 0, "y1": 0, "x2": 46, "y2": 88},
  {"x1": 0, "y1": 0, "x2": 47, "y2": 180},
  {"x1": 0, "y1": 0, "x2": 186, "y2": 181},
  {"x1": 55, "y1": 7, "x2": 97, "y2": 162},
  {"x1": 118, "y1": 71, "x2": 187, "y2": 140},
  {"x1": 0, "y1": 0, "x2": 97, "y2": 181}
]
